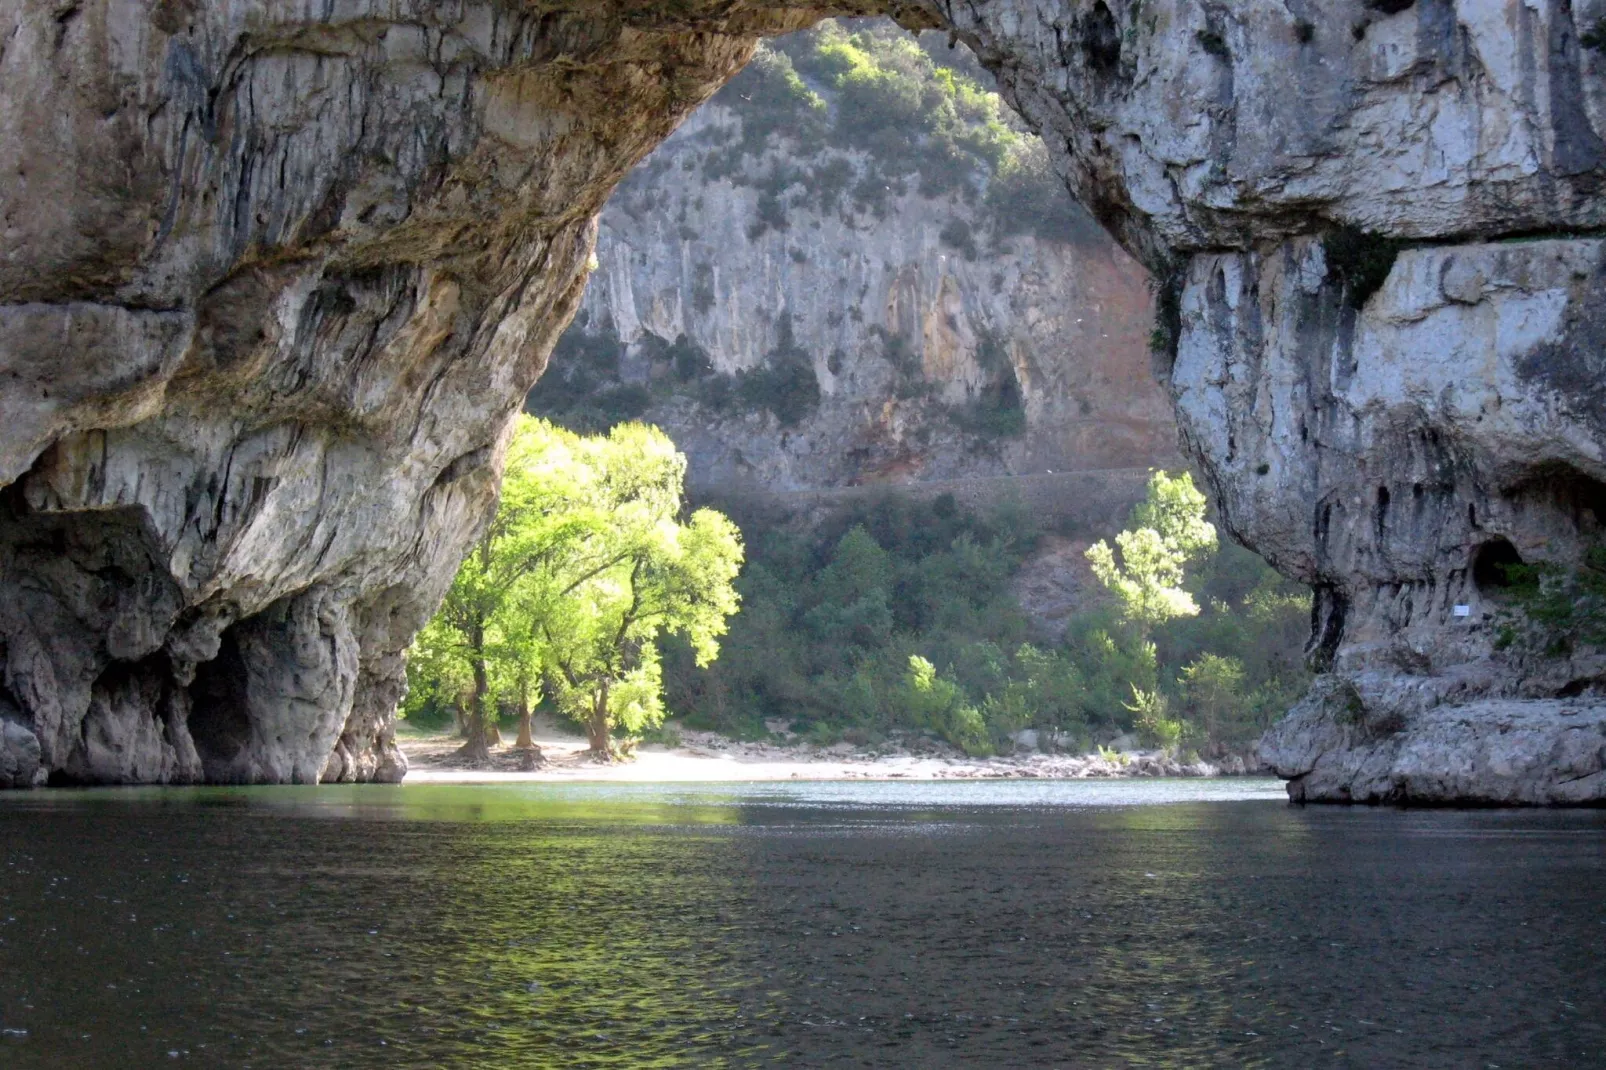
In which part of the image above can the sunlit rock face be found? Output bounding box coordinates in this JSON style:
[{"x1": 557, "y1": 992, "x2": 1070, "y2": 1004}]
[
  {"x1": 568, "y1": 101, "x2": 1174, "y2": 495},
  {"x1": 5, "y1": 0, "x2": 1605, "y2": 799}
]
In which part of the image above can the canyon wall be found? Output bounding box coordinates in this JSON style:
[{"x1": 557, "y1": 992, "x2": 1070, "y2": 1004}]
[
  {"x1": 935, "y1": 0, "x2": 1606, "y2": 802},
  {"x1": 0, "y1": 0, "x2": 878, "y2": 786},
  {"x1": 537, "y1": 33, "x2": 1174, "y2": 500},
  {"x1": 4, "y1": 0, "x2": 1605, "y2": 800}
]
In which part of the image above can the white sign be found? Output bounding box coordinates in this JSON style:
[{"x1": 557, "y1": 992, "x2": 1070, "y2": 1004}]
[{"x1": 1453, "y1": 604, "x2": 1471, "y2": 617}]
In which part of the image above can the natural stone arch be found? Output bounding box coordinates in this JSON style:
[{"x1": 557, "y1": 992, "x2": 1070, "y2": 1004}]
[{"x1": 0, "y1": 1, "x2": 1603, "y2": 803}]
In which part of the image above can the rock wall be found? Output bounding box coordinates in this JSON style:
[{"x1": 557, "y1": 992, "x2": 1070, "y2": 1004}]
[
  {"x1": 0, "y1": 0, "x2": 856, "y2": 786},
  {"x1": 928, "y1": 0, "x2": 1606, "y2": 802},
  {"x1": 6, "y1": 0, "x2": 1605, "y2": 800},
  {"x1": 552, "y1": 62, "x2": 1175, "y2": 496}
]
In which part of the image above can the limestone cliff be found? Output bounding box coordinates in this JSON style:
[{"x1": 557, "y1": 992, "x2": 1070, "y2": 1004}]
[
  {"x1": 931, "y1": 0, "x2": 1606, "y2": 803},
  {"x1": 0, "y1": 0, "x2": 865, "y2": 786},
  {"x1": 532, "y1": 22, "x2": 1174, "y2": 501},
  {"x1": 5, "y1": 0, "x2": 1606, "y2": 802}
]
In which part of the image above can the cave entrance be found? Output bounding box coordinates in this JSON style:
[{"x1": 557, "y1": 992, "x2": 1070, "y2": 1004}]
[
  {"x1": 188, "y1": 625, "x2": 252, "y2": 780},
  {"x1": 1506, "y1": 463, "x2": 1606, "y2": 535},
  {"x1": 1472, "y1": 538, "x2": 1524, "y2": 592}
]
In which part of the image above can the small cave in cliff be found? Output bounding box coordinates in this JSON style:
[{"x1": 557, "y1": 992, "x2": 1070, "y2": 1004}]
[
  {"x1": 1076, "y1": 2, "x2": 1122, "y2": 77},
  {"x1": 188, "y1": 627, "x2": 252, "y2": 778},
  {"x1": 1472, "y1": 538, "x2": 1524, "y2": 592}
]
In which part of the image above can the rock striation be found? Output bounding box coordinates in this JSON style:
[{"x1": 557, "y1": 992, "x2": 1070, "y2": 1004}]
[
  {"x1": 931, "y1": 0, "x2": 1606, "y2": 803},
  {"x1": 543, "y1": 32, "x2": 1175, "y2": 498},
  {"x1": 5, "y1": 0, "x2": 1606, "y2": 801}
]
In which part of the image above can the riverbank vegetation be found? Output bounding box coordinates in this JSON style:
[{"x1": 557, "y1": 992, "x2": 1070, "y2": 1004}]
[
  {"x1": 661, "y1": 471, "x2": 1311, "y2": 758},
  {"x1": 406, "y1": 416, "x2": 1307, "y2": 760},
  {"x1": 404, "y1": 418, "x2": 742, "y2": 760}
]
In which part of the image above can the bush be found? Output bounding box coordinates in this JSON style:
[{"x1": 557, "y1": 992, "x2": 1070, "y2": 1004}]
[
  {"x1": 656, "y1": 478, "x2": 1310, "y2": 758},
  {"x1": 1126, "y1": 685, "x2": 1188, "y2": 753},
  {"x1": 736, "y1": 315, "x2": 820, "y2": 426},
  {"x1": 668, "y1": 333, "x2": 712, "y2": 382},
  {"x1": 701, "y1": 20, "x2": 1081, "y2": 242},
  {"x1": 939, "y1": 217, "x2": 979, "y2": 260},
  {"x1": 1324, "y1": 226, "x2": 1402, "y2": 310},
  {"x1": 955, "y1": 376, "x2": 1027, "y2": 439},
  {"x1": 985, "y1": 141, "x2": 1093, "y2": 244},
  {"x1": 525, "y1": 317, "x2": 655, "y2": 433},
  {"x1": 722, "y1": 47, "x2": 826, "y2": 155},
  {"x1": 1495, "y1": 544, "x2": 1606, "y2": 657}
]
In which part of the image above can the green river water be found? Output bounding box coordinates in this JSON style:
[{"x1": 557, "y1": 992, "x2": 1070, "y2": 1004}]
[{"x1": 1, "y1": 778, "x2": 1602, "y2": 1067}]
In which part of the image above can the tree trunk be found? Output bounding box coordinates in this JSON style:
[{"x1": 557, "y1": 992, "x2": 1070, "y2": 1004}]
[
  {"x1": 455, "y1": 623, "x2": 493, "y2": 765},
  {"x1": 515, "y1": 688, "x2": 534, "y2": 750},
  {"x1": 586, "y1": 680, "x2": 611, "y2": 758}
]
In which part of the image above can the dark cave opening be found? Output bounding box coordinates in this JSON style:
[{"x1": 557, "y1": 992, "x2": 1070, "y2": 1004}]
[
  {"x1": 1507, "y1": 464, "x2": 1606, "y2": 533},
  {"x1": 1472, "y1": 538, "x2": 1524, "y2": 592},
  {"x1": 188, "y1": 627, "x2": 252, "y2": 775}
]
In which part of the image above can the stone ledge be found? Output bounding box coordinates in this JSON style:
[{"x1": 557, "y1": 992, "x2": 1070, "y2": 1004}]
[{"x1": 1261, "y1": 678, "x2": 1606, "y2": 805}]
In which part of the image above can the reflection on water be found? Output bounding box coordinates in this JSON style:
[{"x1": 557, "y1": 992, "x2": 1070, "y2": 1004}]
[{"x1": 1, "y1": 779, "x2": 1603, "y2": 1068}]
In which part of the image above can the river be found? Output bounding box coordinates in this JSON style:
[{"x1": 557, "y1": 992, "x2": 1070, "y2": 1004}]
[{"x1": 1, "y1": 778, "x2": 1603, "y2": 1067}]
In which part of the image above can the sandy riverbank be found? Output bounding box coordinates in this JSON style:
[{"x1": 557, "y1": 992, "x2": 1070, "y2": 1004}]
[{"x1": 397, "y1": 720, "x2": 1258, "y2": 783}]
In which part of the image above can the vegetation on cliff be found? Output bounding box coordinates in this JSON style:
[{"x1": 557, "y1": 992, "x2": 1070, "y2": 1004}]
[{"x1": 626, "y1": 17, "x2": 1090, "y2": 243}]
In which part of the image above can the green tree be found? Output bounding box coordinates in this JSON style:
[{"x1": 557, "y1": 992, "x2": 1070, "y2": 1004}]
[
  {"x1": 417, "y1": 419, "x2": 594, "y2": 762},
  {"x1": 411, "y1": 418, "x2": 742, "y2": 762},
  {"x1": 1178, "y1": 653, "x2": 1247, "y2": 748},
  {"x1": 536, "y1": 505, "x2": 744, "y2": 757},
  {"x1": 1125, "y1": 685, "x2": 1187, "y2": 753},
  {"x1": 1086, "y1": 470, "x2": 1218, "y2": 636},
  {"x1": 899, "y1": 655, "x2": 990, "y2": 756},
  {"x1": 513, "y1": 422, "x2": 744, "y2": 757}
]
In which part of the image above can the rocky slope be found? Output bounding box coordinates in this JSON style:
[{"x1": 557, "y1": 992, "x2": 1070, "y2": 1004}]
[
  {"x1": 533, "y1": 22, "x2": 1175, "y2": 499},
  {"x1": 4, "y1": 0, "x2": 1605, "y2": 801}
]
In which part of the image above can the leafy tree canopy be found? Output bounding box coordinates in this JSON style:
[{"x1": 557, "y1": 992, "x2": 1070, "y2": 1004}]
[
  {"x1": 1086, "y1": 471, "x2": 1218, "y2": 635},
  {"x1": 406, "y1": 417, "x2": 742, "y2": 759}
]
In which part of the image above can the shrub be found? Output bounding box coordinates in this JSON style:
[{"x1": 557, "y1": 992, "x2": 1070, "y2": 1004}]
[
  {"x1": 985, "y1": 141, "x2": 1092, "y2": 244},
  {"x1": 1126, "y1": 685, "x2": 1189, "y2": 753},
  {"x1": 655, "y1": 481, "x2": 1308, "y2": 759},
  {"x1": 525, "y1": 317, "x2": 653, "y2": 433},
  {"x1": 736, "y1": 314, "x2": 819, "y2": 426},
  {"x1": 1495, "y1": 545, "x2": 1606, "y2": 657},
  {"x1": 691, "y1": 262, "x2": 716, "y2": 315},
  {"x1": 955, "y1": 376, "x2": 1027, "y2": 439},
  {"x1": 939, "y1": 217, "x2": 980, "y2": 260},
  {"x1": 668, "y1": 334, "x2": 712, "y2": 381},
  {"x1": 722, "y1": 47, "x2": 826, "y2": 155},
  {"x1": 704, "y1": 20, "x2": 1080, "y2": 243}
]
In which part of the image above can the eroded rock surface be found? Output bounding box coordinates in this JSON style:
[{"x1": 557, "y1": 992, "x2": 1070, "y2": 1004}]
[
  {"x1": 5, "y1": 0, "x2": 1606, "y2": 798},
  {"x1": 0, "y1": 0, "x2": 855, "y2": 785},
  {"x1": 930, "y1": 0, "x2": 1606, "y2": 802},
  {"x1": 564, "y1": 94, "x2": 1174, "y2": 494}
]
